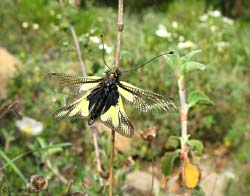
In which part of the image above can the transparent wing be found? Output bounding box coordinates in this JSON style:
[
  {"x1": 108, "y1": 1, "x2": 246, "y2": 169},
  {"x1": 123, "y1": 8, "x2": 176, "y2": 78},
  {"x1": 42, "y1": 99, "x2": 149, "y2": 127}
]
[
  {"x1": 100, "y1": 96, "x2": 134, "y2": 138},
  {"x1": 45, "y1": 73, "x2": 102, "y2": 95},
  {"x1": 118, "y1": 81, "x2": 176, "y2": 112},
  {"x1": 54, "y1": 93, "x2": 90, "y2": 119}
]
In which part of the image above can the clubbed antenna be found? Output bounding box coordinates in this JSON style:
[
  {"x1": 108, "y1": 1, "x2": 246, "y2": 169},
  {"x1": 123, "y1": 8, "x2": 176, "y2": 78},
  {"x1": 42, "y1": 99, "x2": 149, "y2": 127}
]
[{"x1": 121, "y1": 51, "x2": 174, "y2": 73}]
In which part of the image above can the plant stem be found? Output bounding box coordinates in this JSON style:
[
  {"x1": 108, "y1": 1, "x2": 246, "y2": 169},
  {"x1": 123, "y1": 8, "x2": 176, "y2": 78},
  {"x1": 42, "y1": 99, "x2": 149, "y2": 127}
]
[
  {"x1": 115, "y1": 0, "x2": 124, "y2": 69},
  {"x1": 177, "y1": 74, "x2": 190, "y2": 196},
  {"x1": 177, "y1": 76, "x2": 188, "y2": 154},
  {"x1": 70, "y1": 25, "x2": 103, "y2": 186},
  {"x1": 178, "y1": 79, "x2": 187, "y2": 136},
  {"x1": 70, "y1": 25, "x2": 87, "y2": 76},
  {"x1": 109, "y1": 129, "x2": 115, "y2": 196},
  {"x1": 109, "y1": 0, "x2": 124, "y2": 195},
  {"x1": 91, "y1": 124, "x2": 104, "y2": 185},
  {"x1": 149, "y1": 158, "x2": 155, "y2": 196}
]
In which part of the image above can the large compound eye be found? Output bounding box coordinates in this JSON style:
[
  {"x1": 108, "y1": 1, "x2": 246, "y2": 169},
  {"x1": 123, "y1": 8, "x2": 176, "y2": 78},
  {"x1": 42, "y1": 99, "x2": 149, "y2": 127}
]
[{"x1": 115, "y1": 70, "x2": 121, "y2": 78}]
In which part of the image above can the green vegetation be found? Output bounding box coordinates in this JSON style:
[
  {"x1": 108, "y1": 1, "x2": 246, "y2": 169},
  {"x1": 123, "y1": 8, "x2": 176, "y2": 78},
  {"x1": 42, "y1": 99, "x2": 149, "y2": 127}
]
[{"x1": 0, "y1": 0, "x2": 249, "y2": 195}]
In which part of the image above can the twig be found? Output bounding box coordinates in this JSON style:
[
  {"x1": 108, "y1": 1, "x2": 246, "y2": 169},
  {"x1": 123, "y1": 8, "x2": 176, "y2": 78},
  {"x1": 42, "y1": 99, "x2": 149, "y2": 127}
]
[
  {"x1": 70, "y1": 25, "x2": 103, "y2": 186},
  {"x1": 47, "y1": 159, "x2": 68, "y2": 184},
  {"x1": 109, "y1": 1, "x2": 124, "y2": 195},
  {"x1": 70, "y1": 25, "x2": 87, "y2": 76},
  {"x1": 115, "y1": 0, "x2": 124, "y2": 69},
  {"x1": 210, "y1": 175, "x2": 218, "y2": 196},
  {"x1": 109, "y1": 129, "x2": 115, "y2": 196},
  {"x1": 91, "y1": 124, "x2": 104, "y2": 186},
  {"x1": 149, "y1": 158, "x2": 155, "y2": 196}
]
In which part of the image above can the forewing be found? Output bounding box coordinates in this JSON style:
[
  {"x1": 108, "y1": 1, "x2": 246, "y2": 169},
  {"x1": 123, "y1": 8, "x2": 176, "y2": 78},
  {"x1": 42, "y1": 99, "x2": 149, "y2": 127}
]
[
  {"x1": 45, "y1": 73, "x2": 102, "y2": 95},
  {"x1": 100, "y1": 96, "x2": 134, "y2": 138},
  {"x1": 54, "y1": 93, "x2": 90, "y2": 119},
  {"x1": 118, "y1": 81, "x2": 176, "y2": 112}
]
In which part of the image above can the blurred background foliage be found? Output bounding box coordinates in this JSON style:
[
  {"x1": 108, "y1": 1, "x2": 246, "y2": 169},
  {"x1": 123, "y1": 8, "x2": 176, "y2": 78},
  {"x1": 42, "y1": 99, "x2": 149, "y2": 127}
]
[{"x1": 0, "y1": 0, "x2": 249, "y2": 195}]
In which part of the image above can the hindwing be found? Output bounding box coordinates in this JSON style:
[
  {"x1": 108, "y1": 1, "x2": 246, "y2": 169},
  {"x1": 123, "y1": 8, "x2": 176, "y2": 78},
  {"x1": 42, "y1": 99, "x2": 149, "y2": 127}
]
[
  {"x1": 100, "y1": 96, "x2": 134, "y2": 138},
  {"x1": 53, "y1": 93, "x2": 90, "y2": 119}
]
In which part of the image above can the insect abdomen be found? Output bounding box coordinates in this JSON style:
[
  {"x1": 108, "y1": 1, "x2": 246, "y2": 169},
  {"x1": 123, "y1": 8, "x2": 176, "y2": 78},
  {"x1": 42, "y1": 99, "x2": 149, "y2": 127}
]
[{"x1": 87, "y1": 83, "x2": 119, "y2": 125}]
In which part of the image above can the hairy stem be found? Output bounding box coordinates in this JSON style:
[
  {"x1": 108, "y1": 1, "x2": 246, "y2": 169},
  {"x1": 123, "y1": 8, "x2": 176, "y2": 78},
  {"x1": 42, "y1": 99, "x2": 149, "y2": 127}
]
[
  {"x1": 110, "y1": 0, "x2": 124, "y2": 195},
  {"x1": 178, "y1": 78, "x2": 188, "y2": 139},
  {"x1": 177, "y1": 74, "x2": 190, "y2": 196},
  {"x1": 91, "y1": 124, "x2": 104, "y2": 186},
  {"x1": 115, "y1": 0, "x2": 124, "y2": 69},
  {"x1": 109, "y1": 129, "x2": 115, "y2": 196}
]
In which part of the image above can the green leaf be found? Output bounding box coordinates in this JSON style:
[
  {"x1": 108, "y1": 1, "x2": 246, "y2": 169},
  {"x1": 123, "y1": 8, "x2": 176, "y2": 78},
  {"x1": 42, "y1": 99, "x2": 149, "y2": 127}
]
[
  {"x1": 191, "y1": 187, "x2": 206, "y2": 196},
  {"x1": 1, "y1": 143, "x2": 71, "y2": 169},
  {"x1": 181, "y1": 50, "x2": 202, "y2": 63},
  {"x1": 188, "y1": 139, "x2": 204, "y2": 156},
  {"x1": 37, "y1": 137, "x2": 63, "y2": 155},
  {"x1": 165, "y1": 50, "x2": 180, "y2": 70},
  {"x1": 182, "y1": 61, "x2": 206, "y2": 74},
  {"x1": 180, "y1": 134, "x2": 191, "y2": 148},
  {"x1": 0, "y1": 149, "x2": 27, "y2": 183},
  {"x1": 188, "y1": 90, "x2": 214, "y2": 109},
  {"x1": 60, "y1": 18, "x2": 70, "y2": 29},
  {"x1": 168, "y1": 136, "x2": 180, "y2": 149},
  {"x1": 161, "y1": 151, "x2": 180, "y2": 176}
]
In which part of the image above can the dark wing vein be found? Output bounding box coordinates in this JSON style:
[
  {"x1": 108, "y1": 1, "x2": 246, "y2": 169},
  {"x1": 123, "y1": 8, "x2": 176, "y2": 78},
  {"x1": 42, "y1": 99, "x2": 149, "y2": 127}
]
[
  {"x1": 118, "y1": 81, "x2": 177, "y2": 112},
  {"x1": 45, "y1": 73, "x2": 102, "y2": 95}
]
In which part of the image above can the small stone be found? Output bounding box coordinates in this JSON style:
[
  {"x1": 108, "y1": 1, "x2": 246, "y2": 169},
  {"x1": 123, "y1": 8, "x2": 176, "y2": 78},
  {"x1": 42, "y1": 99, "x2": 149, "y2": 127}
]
[{"x1": 125, "y1": 171, "x2": 160, "y2": 194}]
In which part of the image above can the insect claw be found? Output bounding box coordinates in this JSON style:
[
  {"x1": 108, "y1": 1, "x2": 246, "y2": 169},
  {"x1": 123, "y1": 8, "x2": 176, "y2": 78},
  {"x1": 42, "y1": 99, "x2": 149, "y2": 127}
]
[{"x1": 88, "y1": 118, "x2": 95, "y2": 125}]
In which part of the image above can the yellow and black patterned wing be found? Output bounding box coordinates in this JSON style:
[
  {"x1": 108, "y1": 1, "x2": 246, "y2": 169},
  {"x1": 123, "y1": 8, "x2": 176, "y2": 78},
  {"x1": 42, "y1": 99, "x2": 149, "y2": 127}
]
[
  {"x1": 100, "y1": 96, "x2": 134, "y2": 138},
  {"x1": 53, "y1": 93, "x2": 90, "y2": 119},
  {"x1": 45, "y1": 73, "x2": 102, "y2": 95},
  {"x1": 117, "y1": 81, "x2": 176, "y2": 112}
]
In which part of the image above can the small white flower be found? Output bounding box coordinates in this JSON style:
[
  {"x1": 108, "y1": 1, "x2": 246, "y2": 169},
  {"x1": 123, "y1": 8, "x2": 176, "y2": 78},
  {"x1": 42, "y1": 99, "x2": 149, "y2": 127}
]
[
  {"x1": 89, "y1": 36, "x2": 100, "y2": 43},
  {"x1": 178, "y1": 41, "x2": 196, "y2": 49},
  {"x1": 199, "y1": 14, "x2": 208, "y2": 22},
  {"x1": 32, "y1": 23, "x2": 39, "y2": 30},
  {"x1": 172, "y1": 21, "x2": 178, "y2": 28},
  {"x1": 155, "y1": 24, "x2": 171, "y2": 38},
  {"x1": 69, "y1": 0, "x2": 76, "y2": 5},
  {"x1": 56, "y1": 14, "x2": 62, "y2": 20},
  {"x1": 210, "y1": 25, "x2": 216, "y2": 32},
  {"x1": 222, "y1": 17, "x2": 234, "y2": 25},
  {"x1": 63, "y1": 41, "x2": 68, "y2": 46},
  {"x1": 54, "y1": 25, "x2": 60, "y2": 32},
  {"x1": 215, "y1": 41, "x2": 229, "y2": 52},
  {"x1": 22, "y1": 22, "x2": 29, "y2": 29},
  {"x1": 90, "y1": 29, "x2": 95, "y2": 34},
  {"x1": 49, "y1": 10, "x2": 55, "y2": 16},
  {"x1": 178, "y1": 35, "x2": 185, "y2": 42},
  {"x1": 215, "y1": 41, "x2": 229, "y2": 47},
  {"x1": 208, "y1": 10, "x2": 221, "y2": 17},
  {"x1": 78, "y1": 36, "x2": 84, "y2": 43},
  {"x1": 16, "y1": 117, "x2": 43, "y2": 136},
  {"x1": 99, "y1": 44, "x2": 112, "y2": 54},
  {"x1": 224, "y1": 170, "x2": 236, "y2": 180}
]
